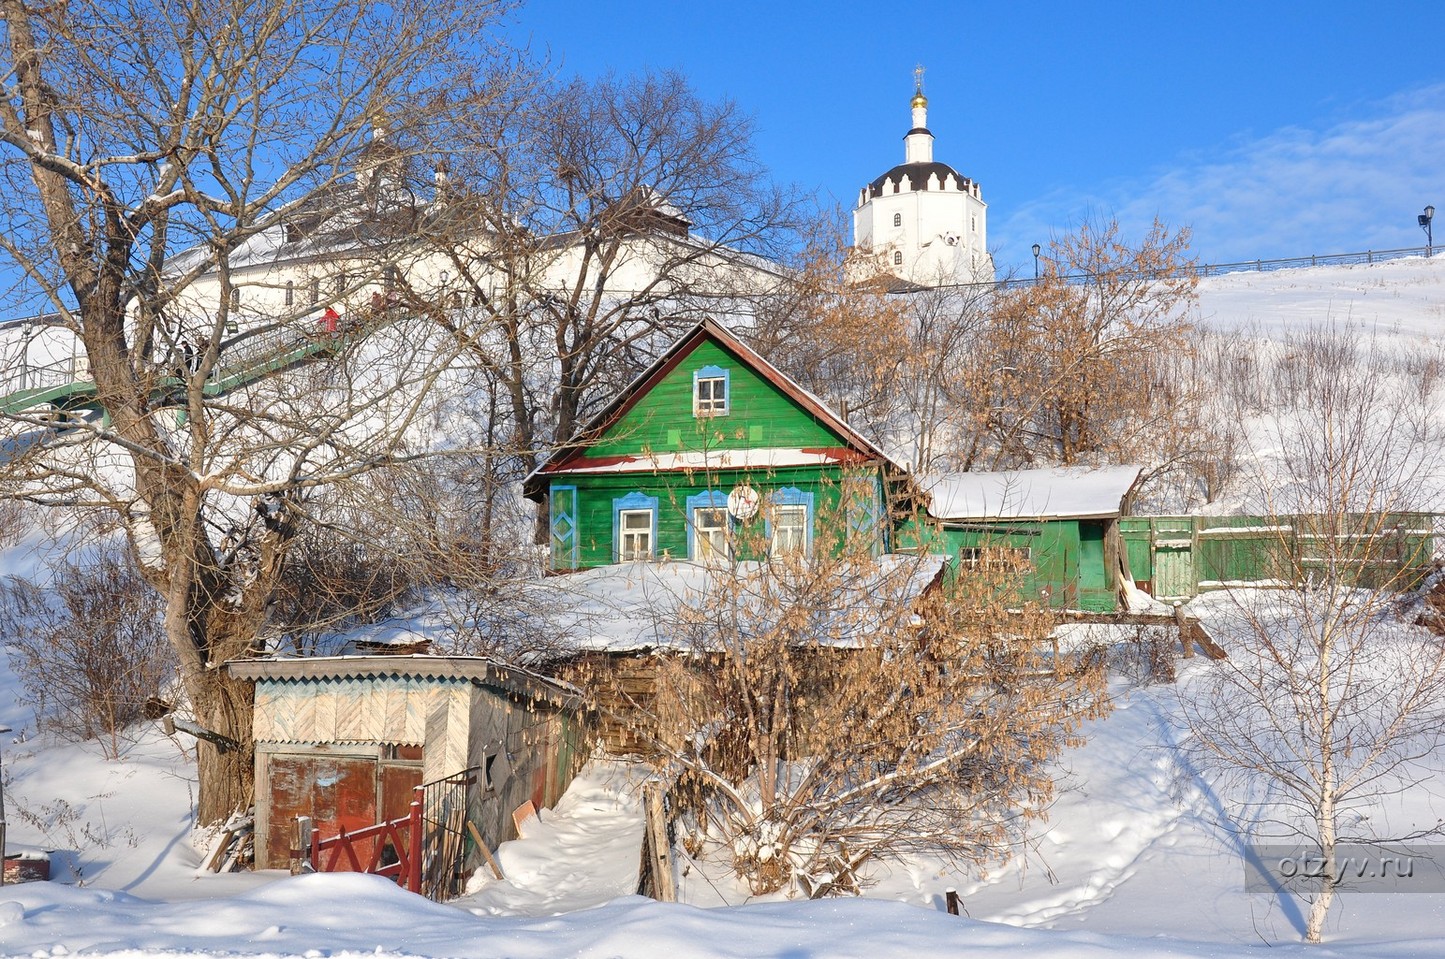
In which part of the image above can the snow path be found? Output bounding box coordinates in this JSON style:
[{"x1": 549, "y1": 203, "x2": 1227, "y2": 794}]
[
  {"x1": 979, "y1": 693, "x2": 1197, "y2": 928},
  {"x1": 457, "y1": 760, "x2": 647, "y2": 916}
]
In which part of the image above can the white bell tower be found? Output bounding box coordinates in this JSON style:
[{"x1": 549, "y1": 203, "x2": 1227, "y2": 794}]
[{"x1": 853, "y1": 67, "x2": 992, "y2": 287}]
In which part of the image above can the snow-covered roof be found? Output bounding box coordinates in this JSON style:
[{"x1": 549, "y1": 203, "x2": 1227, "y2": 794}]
[
  {"x1": 923, "y1": 466, "x2": 1143, "y2": 522},
  {"x1": 535, "y1": 555, "x2": 950, "y2": 654}
]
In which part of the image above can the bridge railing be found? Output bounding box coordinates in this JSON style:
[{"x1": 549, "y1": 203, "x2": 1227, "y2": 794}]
[{"x1": 0, "y1": 357, "x2": 86, "y2": 397}]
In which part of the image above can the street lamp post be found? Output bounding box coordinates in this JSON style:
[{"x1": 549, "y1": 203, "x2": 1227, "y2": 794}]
[
  {"x1": 1420, "y1": 205, "x2": 1435, "y2": 257},
  {"x1": 1032, "y1": 243, "x2": 1041, "y2": 281}
]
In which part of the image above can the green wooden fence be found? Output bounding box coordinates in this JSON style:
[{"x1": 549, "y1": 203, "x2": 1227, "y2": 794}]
[{"x1": 1121, "y1": 513, "x2": 1436, "y2": 600}]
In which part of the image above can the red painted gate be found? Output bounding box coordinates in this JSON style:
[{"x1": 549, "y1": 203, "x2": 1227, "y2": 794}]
[{"x1": 308, "y1": 788, "x2": 424, "y2": 893}]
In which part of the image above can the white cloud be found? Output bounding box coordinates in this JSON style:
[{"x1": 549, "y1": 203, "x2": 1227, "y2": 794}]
[{"x1": 999, "y1": 85, "x2": 1445, "y2": 271}]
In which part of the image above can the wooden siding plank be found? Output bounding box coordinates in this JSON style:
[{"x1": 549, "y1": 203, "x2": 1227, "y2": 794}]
[
  {"x1": 587, "y1": 340, "x2": 844, "y2": 461},
  {"x1": 314, "y1": 683, "x2": 338, "y2": 741}
]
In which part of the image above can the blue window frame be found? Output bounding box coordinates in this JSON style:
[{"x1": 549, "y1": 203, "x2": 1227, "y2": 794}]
[
  {"x1": 685, "y1": 490, "x2": 730, "y2": 562},
  {"x1": 693, "y1": 365, "x2": 730, "y2": 417},
  {"x1": 766, "y1": 487, "x2": 814, "y2": 558},
  {"x1": 613, "y1": 491, "x2": 659, "y2": 562}
]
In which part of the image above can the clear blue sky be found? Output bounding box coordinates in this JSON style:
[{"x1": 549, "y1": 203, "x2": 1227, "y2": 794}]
[{"x1": 506, "y1": 1, "x2": 1445, "y2": 274}]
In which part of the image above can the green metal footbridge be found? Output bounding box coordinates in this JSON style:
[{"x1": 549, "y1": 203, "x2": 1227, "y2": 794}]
[{"x1": 0, "y1": 312, "x2": 393, "y2": 422}]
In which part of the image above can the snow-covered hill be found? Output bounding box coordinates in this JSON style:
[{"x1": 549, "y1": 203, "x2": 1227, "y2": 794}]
[{"x1": 1194, "y1": 255, "x2": 1445, "y2": 339}]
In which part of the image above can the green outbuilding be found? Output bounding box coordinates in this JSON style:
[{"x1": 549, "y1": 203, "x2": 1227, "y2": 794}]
[{"x1": 902, "y1": 466, "x2": 1144, "y2": 613}]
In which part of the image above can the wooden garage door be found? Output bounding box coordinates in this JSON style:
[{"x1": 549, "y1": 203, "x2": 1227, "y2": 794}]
[{"x1": 266, "y1": 755, "x2": 378, "y2": 870}]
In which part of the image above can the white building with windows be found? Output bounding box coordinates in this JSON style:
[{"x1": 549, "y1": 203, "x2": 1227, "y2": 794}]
[{"x1": 852, "y1": 76, "x2": 992, "y2": 288}]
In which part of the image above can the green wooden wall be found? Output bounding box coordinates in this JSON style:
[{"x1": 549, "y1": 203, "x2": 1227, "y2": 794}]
[
  {"x1": 894, "y1": 516, "x2": 1116, "y2": 612},
  {"x1": 587, "y1": 340, "x2": 841, "y2": 459},
  {"x1": 554, "y1": 466, "x2": 884, "y2": 569},
  {"x1": 1121, "y1": 513, "x2": 1435, "y2": 598}
]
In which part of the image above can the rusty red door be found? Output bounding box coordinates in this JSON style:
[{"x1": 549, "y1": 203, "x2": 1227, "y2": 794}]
[{"x1": 267, "y1": 755, "x2": 378, "y2": 869}]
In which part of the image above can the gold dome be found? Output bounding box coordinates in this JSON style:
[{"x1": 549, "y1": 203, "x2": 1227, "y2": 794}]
[{"x1": 911, "y1": 91, "x2": 928, "y2": 109}]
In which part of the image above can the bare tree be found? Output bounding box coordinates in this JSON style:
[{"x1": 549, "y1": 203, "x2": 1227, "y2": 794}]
[
  {"x1": 1, "y1": 542, "x2": 173, "y2": 759},
  {"x1": 1177, "y1": 324, "x2": 1445, "y2": 943},
  {"x1": 573, "y1": 505, "x2": 1106, "y2": 898},
  {"x1": 0, "y1": 0, "x2": 511, "y2": 822},
  {"x1": 400, "y1": 70, "x2": 804, "y2": 512},
  {"x1": 970, "y1": 218, "x2": 1196, "y2": 469}
]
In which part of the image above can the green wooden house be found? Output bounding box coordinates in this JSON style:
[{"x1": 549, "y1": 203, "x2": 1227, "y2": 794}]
[
  {"x1": 898, "y1": 466, "x2": 1144, "y2": 613},
  {"x1": 522, "y1": 319, "x2": 914, "y2": 570}
]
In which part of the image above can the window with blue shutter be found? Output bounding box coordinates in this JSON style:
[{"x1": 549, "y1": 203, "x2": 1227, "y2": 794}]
[
  {"x1": 686, "y1": 490, "x2": 730, "y2": 562},
  {"x1": 613, "y1": 491, "x2": 659, "y2": 562},
  {"x1": 766, "y1": 487, "x2": 814, "y2": 558},
  {"x1": 693, "y1": 365, "x2": 730, "y2": 417}
]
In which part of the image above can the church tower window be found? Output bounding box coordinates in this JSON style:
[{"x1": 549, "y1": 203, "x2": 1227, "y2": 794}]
[
  {"x1": 893, "y1": 251, "x2": 903, "y2": 266},
  {"x1": 893, "y1": 213, "x2": 901, "y2": 227}
]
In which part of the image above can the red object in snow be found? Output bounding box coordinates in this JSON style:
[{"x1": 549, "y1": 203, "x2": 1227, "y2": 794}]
[
  {"x1": 320, "y1": 307, "x2": 340, "y2": 334},
  {"x1": 3, "y1": 853, "x2": 50, "y2": 884}
]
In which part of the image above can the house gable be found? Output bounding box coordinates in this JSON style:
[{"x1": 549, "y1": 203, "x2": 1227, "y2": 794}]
[
  {"x1": 528, "y1": 320, "x2": 905, "y2": 571},
  {"x1": 527, "y1": 320, "x2": 892, "y2": 490},
  {"x1": 583, "y1": 337, "x2": 844, "y2": 462}
]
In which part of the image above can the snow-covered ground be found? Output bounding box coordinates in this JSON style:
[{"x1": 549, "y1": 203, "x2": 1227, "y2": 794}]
[
  {"x1": 3, "y1": 258, "x2": 1445, "y2": 956},
  {"x1": 1194, "y1": 255, "x2": 1445, "y2": 338},
  {"x1": 6, "y1": 637, "x2": 1445, "y2": 957}
]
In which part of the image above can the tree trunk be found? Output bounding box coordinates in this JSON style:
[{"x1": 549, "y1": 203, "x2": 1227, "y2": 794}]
[{"x1": 1306, "y1": 796, "x2": 1336, "y2": 943}]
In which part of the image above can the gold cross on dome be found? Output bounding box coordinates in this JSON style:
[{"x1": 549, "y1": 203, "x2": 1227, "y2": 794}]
[{"x1": 914, "y1": 63, "x2": 925, "y2": 93}]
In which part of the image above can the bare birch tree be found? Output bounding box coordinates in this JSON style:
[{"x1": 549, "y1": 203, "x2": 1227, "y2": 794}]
[
  {"x1": 0, "y1": 0, "x2": 511, "y2": 822},
  {"x1": 1177, "y1": 324, "x2": 1445, "y2": 943}
]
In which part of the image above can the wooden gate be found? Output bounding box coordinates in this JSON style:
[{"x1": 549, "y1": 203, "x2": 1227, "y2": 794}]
[
  {"x1": 309, "y1": 791, "x2": 423, "y2": 893},
  {"x1": 306, "y1": 766, "x2": 479, "y2": 902}
]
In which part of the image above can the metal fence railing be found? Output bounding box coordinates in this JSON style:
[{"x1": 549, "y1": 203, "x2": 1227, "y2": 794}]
[
  {"x1": 0, "y1": 357, "x2": 84, "y2": 396},
  {"x1": 918, "y1": 245, "x2": 1439, "y2": 294}
]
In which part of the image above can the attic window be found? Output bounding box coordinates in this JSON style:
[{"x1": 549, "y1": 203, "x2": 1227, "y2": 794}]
[{"x1": 693, "y1": 365, "x2": 730, "y2": 417}]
